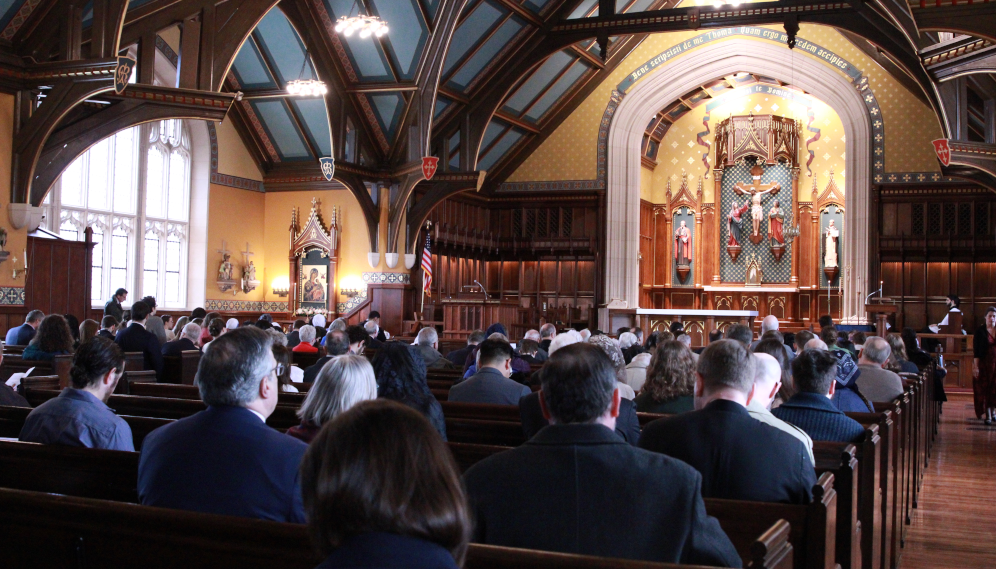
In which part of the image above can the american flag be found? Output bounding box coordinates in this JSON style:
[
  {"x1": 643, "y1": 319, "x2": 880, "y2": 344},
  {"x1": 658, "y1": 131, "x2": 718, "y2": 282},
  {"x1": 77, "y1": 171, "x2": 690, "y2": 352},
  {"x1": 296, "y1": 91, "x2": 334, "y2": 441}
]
[{"x1": 421, "y1": 232, "x2": 433, "y2": 297}]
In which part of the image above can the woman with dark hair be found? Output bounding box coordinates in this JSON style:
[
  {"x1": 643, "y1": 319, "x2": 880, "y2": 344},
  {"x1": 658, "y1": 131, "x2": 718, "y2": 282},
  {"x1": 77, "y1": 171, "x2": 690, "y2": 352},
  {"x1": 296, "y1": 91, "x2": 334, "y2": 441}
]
[
  {"x1": 23, "y1": 315, "x2": 75, "y2": 361},
  {"x1": 162, "y1": 314, "x2": 175, "y2": 342},
  {"x1": 63, "y1": 314, "x2": 81, "y2": 347},
  {"x1": 901, "y1": 327, "x2": 948, "y2": 405},
  {"x1": 634, "y1": 340, "x2": 696, "y2": 414},
  {"x1": 371, "y1": 342, "x2": 447, "y2": 440},
  {"x1": 973, "y1": 307, "x2": 996, "y2": 424},
  {"x1": 300, "y1": 399, "x2": 471, "y2": 569},
  {"x1": 272, "y1": 344, "x2": 298, "y2": 393},
  {"x1": 753, "y1": 337, "x2": 794, "y2": 407},
  {"x1": 79, "y1": 319, "x2": 100, "y2": 345}
]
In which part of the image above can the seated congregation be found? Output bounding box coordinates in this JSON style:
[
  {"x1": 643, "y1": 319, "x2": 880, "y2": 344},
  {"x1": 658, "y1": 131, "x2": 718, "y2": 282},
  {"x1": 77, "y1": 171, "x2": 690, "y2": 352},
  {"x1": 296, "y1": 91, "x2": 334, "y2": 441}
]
[{"x1": 0, "y1": 305, "x2": 943, "y2": 569}]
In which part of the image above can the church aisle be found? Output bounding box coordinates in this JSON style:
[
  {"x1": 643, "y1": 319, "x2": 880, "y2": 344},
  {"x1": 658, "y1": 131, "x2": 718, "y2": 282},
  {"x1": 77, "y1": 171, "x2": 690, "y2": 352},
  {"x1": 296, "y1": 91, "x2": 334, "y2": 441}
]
[{"x1": 901, "y1": 393, "x2": 996, "y2": 569}]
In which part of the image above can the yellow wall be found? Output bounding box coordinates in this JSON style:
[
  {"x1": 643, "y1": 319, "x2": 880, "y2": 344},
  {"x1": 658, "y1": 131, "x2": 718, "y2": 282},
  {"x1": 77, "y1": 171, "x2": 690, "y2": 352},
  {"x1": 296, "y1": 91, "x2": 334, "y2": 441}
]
[
  {"x1": 508, "y1": 24, "x2": 942, "y2": 182},
  {"x1": 216, "y1": 119, "x2": 263, "y2": 181},
  {"x1": 0, "y1": 93, "x2": 28, "y2": 289},
  {"x1": 205, "y1": 183, "x2": 266, "y2": 302}
]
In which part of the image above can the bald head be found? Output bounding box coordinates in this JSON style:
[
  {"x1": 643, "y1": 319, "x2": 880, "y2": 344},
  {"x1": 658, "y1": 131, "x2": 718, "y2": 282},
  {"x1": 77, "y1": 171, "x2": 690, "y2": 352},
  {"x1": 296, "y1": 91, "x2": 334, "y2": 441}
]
[
  {"x1": 752, "y1": 352, "x2": 782, "y2": 408},
  {"x1": 806, "y1": 338, "x2": 828, "y2": 351},
  {"x1": 761, "y1": 315, "x2": 780, "y2": 334},
  {"x1": 860, "y1": 336, "x2": 892, "y2": 366}
]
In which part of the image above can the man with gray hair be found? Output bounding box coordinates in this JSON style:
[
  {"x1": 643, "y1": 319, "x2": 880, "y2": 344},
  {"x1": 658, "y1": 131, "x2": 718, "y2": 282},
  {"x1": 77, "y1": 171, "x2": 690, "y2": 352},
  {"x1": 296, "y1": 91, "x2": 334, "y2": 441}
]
[
  {"x1": 640, "y1": 340, "x2": 816, "y2": 504},
  {"x1": 856, "y1": 336, "x2": 905, "y2": 402},
  {"x1": 522, "y1": 329, "x2": 548, "y2": 362},
  {"x1": 161, "y1": 322, "x2": 202, "y2": 356},
  {"x1": 539, "y1": 322, "x2": 557, "y2": 352},
  {"x1": 5, "y1": 309, "x2": 43, "y2": 346},
  {"x1": 751, "y1": 315, "x2": 795, "y2": 360},
  {"x1": 363, "y1": 320, "x2": 384, "y2": 349},
  {"x1": 415, "y1": 327, "x2": 454, "y2": 369},
  {"x1": 446, "y1": 329, "x2": 485, "y2": 366},
  {"x1": 677, "y1": 334, "x2": 699, "y2": 364},
  {"x1": 747, "y1": 353, "x2": 814, "y2": 466},
  {"x1": 138, "y1": 327, "x2": 307, "y2": 522}
]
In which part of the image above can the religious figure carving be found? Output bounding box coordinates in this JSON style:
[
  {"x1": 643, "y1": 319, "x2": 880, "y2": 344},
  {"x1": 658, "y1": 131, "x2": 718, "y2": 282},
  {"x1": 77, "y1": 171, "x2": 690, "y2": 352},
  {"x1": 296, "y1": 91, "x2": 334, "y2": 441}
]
[
  {"x1": 727, "y1": 198, "x2": 750, "y2": 247},
  {"x1": 824, "y1": 219, "x2": 839, "y2": 268},
  {"x1": 303, "y1": 267, "x2": 326, "y2": 303},
  {"x1": 244, "y1": 261, "x2": 257, "y2": 282},
  {"x1": 733, "y1": 165, "x2": 781, "y2": 244},
  {"x1": 218, "y1": 254, "x2": 233, "y2": 281},
  {"x1": 674, "y1": 221, "x2": 692, "y2": 265},
  {"x1": 768, "y1": 201, "x2": 785, "y2": 245}
]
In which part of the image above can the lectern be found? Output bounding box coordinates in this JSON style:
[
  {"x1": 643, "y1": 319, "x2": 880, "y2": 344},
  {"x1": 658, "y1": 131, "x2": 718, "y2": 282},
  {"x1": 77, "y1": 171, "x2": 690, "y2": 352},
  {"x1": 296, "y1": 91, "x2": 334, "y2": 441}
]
[{"x1": 865, "y1": 303, "x2": 897, "y2": 338}]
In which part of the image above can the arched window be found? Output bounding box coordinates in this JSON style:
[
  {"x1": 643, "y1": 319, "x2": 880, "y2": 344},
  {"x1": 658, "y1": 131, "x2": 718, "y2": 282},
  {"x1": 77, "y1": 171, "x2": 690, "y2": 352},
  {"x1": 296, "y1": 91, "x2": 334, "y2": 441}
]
[{"x1": 43, "y1": 119, "x2": 191, "y2": 309}]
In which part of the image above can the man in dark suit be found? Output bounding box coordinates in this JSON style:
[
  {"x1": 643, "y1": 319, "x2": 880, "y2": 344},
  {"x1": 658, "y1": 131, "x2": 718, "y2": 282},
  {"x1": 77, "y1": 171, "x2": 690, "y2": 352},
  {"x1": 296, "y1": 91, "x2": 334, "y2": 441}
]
[
  {"x1": 302, "y1": 330, "x2": 349, "y2": 384},
  {"x1": 445, "y1": 329, "x2": 484, "y2": 366},
  {"x1": 640, "y1": 340, "x2": 816, "y2": 504},
  {"x1": 161, "y1": 322, "x2": 202, "y2": 356},
  {"x1": 463, "y1": 343, "x2": 740, "y2": 566},
  {"x1": 103, "y1": 288, "x2": 127, "y2": 323},
  {"x1": 138, "y1": 327, "x2": 307, "y2": 523},
  {"x1": 448, "y1": 339, "x2": 530, "y2": 405},
  {"x1": 538, "y1": 323, "x2": 556, "y2": 353},
  {"x1": 363, "y1": 320, "x2": 384, "y2": 349},
  {"x1": 285, "y1": 319, "x2": 305, "y2": 349},
  {"x1": 367, "y1": 311, "x2": 388, "y2": 342},
  {"x1": 773, "y1": 349, "x2": 867, "y2": 443},
  {"x1": 519, "y1": 387, "x2": 642, "y2": 445},
  {"x1": 4, "y1": 310, "x2": 43, "y2": 346},
  {"x1": 114, "y1": 300, "x2": 164, "y2": 380},
  {"x1": 97, "y1": 315, "x2": 118, "y2": 340}
]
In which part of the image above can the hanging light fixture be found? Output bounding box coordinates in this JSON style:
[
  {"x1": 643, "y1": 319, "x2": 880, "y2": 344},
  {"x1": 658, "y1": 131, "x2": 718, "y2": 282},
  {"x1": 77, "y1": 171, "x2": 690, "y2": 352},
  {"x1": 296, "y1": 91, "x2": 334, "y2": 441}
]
[
  {"x1": 285, "y1": 44, "x2": 327, "y2": 97},
  {"x1": 332, "y1": 1, "x2": 388, "y2": 39}
]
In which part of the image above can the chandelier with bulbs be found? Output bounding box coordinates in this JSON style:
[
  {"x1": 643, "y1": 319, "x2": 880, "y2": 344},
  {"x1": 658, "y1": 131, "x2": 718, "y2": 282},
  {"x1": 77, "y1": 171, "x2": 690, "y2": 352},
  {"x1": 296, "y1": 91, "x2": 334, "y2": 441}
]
[
  {"x1": 286, "y1": 79, "x2": 328, "y2": 97},
  {"x1": 334, "y1": 14, "x2": 389, "y2": 38}
]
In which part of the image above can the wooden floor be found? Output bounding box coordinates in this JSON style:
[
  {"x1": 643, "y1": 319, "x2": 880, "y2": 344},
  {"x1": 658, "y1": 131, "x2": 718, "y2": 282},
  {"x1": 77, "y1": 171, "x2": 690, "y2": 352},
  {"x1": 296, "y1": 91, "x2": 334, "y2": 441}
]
[{"x1": 901, "y1": 393, "x2": 996, "y2": 569}]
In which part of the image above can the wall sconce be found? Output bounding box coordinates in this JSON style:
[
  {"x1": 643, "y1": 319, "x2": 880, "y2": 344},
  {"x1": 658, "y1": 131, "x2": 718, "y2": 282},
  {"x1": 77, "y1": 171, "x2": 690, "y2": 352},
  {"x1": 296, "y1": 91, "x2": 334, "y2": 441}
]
[
  {"x1": 339, "y1": 275, "x2": 364, "y2": 298},
  {"x1": 272, "y1": 276, "x2": 290, "y2": 297}
]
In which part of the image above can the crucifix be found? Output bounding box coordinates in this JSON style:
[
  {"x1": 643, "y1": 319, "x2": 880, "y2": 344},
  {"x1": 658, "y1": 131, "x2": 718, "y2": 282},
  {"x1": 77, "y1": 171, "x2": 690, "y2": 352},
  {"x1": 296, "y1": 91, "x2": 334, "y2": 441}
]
[{"x1": 733, "y1": 164, "x2": 780, "y2": 244}]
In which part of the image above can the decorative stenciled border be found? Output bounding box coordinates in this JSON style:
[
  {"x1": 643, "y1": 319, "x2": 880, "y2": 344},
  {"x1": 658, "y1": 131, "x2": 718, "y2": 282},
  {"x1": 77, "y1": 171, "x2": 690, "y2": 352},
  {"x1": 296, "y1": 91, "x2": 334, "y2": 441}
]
[
  {"x1": 207, "y1": 123, "x2": 266, "y2": 192},
  {"x1": 362, "y1": 272, "x2": 411, "y2": 285},
  {"x1": 156, "y1": 35, "x2": 179, "y2": 68},
  {"x1": 204, "y1": 299, "x2": 289, "y2": 312},
  {"x1": 0, "y1": 0, "x2": 43, "y2": 41},
  {"x1": 337, "y1": 292, "x2": 367, "y2": 314},
  {"x1": 877, "y1": 172, "x2": 961, "y2": 184},
  {"x1": 0, "y1": 286, "x2": 25, "y2": 306}
]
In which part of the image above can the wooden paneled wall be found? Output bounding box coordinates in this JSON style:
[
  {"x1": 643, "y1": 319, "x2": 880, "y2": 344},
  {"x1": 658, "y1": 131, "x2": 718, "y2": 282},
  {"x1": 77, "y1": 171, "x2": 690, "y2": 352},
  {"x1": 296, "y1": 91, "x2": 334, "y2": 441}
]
[
  {"x1": 875, "y1": 185, "x2": 996, "y2": 331},
  {"x1": 420, "y1": 191, "x2": 604, "y2": 330}
]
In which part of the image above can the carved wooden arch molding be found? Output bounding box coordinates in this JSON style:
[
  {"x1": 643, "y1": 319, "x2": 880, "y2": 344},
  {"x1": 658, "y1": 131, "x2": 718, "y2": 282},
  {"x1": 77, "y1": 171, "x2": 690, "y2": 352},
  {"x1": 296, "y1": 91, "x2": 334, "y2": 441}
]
[{"x1": 30, "y1": 90, "x2": 236, "y2": 206}]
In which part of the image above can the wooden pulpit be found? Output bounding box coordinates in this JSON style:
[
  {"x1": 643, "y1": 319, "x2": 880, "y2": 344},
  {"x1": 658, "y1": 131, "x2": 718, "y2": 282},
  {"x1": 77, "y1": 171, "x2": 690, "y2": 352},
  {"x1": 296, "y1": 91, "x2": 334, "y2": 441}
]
[
  {"x1": 865, "y1": 304, "x2": 897, "y2": 338},
  {"x1": 939, "y1": 310, "x2": 963, "y2": 334}
]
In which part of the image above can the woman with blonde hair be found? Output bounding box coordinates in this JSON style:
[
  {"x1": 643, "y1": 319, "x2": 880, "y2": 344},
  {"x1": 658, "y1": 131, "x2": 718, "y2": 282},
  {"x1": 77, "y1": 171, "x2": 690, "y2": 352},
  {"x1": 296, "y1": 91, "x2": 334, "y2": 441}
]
[
  {"x1": 634, "y1": 340, "x2": 696, "y2": 414},
  {"x1": 885, "y1": 334, "x2": 919, "y2": 374},
  {"x1": 287, "y1": 354, "x2": 378, "y2": 443}
]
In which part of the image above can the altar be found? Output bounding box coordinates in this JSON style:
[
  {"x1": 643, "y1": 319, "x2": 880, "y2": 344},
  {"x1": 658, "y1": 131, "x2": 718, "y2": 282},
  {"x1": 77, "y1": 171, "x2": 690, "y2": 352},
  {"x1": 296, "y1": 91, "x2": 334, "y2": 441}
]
[
  {"x1": 635, "y1": 111, "x2": 847, "y2": 330},
  {"x1": 608, "y1": 308, "x2": 758, "y2": 346}
]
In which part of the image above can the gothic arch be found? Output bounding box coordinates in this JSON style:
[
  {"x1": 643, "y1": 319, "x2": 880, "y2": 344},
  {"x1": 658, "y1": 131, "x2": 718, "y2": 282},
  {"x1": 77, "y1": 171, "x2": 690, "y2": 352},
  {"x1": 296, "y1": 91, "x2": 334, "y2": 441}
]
[{"x1": 604, "y1": 37, "x2": 872, "y2": 325}]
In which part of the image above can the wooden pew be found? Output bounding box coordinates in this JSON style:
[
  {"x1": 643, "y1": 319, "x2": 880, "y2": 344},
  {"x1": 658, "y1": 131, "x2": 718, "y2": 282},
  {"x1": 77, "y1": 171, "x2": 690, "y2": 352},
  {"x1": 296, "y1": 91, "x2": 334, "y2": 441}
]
[
  {"x1": 18, "y1": 375, "x2": 61, "y2": 391},
  {"x1": 0, "y1": 441, "x2": 139, "y2": 502},
  {"x1": 162, "y1": 350, "x2": 201, "y2": 385},
  {"x1": 812, "y1": 443, "x2": 859, "y2": 569},
  {"x1": 291, "y1": 350, "x2": 323, "y2": 370},
  {"x1": 0, "y1": 354, "x2": 72, "y2": 387},
  {"x1": 123, "y1": 352, "x2": 146, "y2": 371},
  {"x1": 0, "y1": 405, "x2": 171, "y2": 449},
  {"x1": 2, "y1": 344, "x2": 25, "y2": 355},
  {"x1": 848, "y1": 409, "x2": 896, "y2": 569},
  {"x1": 0, "y1": 487, "x2": 793, "y2": 569}
]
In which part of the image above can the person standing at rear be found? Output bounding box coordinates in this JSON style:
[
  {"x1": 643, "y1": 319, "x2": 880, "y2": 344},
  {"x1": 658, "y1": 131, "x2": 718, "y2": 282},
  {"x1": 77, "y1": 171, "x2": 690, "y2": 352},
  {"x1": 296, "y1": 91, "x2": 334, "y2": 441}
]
[{"x1": 973, "y1": 307, "x2": 996, "y2": 424}]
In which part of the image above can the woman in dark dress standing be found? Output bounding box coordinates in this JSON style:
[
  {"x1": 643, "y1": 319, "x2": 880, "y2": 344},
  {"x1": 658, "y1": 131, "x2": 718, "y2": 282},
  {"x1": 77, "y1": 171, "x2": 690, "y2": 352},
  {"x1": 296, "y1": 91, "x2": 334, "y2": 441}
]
[{"x1": 972, "y1": 307, "x2": 996, "y2": 424}]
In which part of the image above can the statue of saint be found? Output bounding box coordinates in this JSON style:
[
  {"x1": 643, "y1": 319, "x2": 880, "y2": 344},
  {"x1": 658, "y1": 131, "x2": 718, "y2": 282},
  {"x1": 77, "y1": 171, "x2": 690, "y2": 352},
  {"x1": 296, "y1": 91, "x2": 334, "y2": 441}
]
[
  {"x1": 674, "y1": 220, "x2": 692, "y2": 265},
  {"x1": 727, "y1": 198, "x2": 750, "y2": 246},
  {"x1": 768, "y1": 200, "x2": 785, "y2": 245},
  {"x1": 244, "y1": 261, "x2": 257, "y2": 282},
  {"x1": 824, "y1": 219, "x2": 840, "y2": 268},
  {"x1": 218, "y1": 254, "x2": 233, "y2": 281}
]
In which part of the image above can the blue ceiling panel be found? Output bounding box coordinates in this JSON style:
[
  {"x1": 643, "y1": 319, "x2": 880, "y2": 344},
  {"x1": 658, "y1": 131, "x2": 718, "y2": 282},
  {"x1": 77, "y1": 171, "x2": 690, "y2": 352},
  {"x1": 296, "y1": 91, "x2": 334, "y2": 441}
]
[
  {"x1": 478, "y1": 125, "x2": 523, "y2": 171},
  {"x1": 622, "y1": 0, "x2": 657, "y2": 12},
  {"x1": 369, "y1": 0, "x2": 428, "y2": 80},
  {"x1": 422, "y1": 0, "x2": 440, "y2": 21},
  {"x1": 480, "y1": 120, "x2": 505, "y2": 154},
  {"x1": 443, "y1": 1, "x2": 505, "y2": 76},
  {"x1": 525, "y1": 61, "x2": 590, "y2": 122},
  {"x1": 567, "y1": 0, "x2": 597, "y2": 18},
  {"x1": 253, "y1": 9, "x2": 314, "y2": 86},
  {"x1": 0, "y1": 0, "x2": 22, "y2": 30},
  {"x1": 503, "y1": 51, "x2": 573, "y2": 115},
  {"x1": 523, "y1": 0, "x2": 556, "y2": 12},
  {"x1": 232, "y1": 40, "x2": 276, "y2": 89},
  {"x1": 435, "y1": 96, "x2": 453, "y2": 119},
  {"x1": 291, "y1": 98, "x2": 333, "y2": 158},
  {"x1": 251, "y1": 100, "x2": 312, "y2": 160},
  {"x1": 448, "y1": 15, "x2": 525, "y2": 91},
  {"x1": 324, "y1": 0, "x2": 394, "y2": 81},
  {"x1": 368, "y1": 93, "x2": 405, "y2": 139}
]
